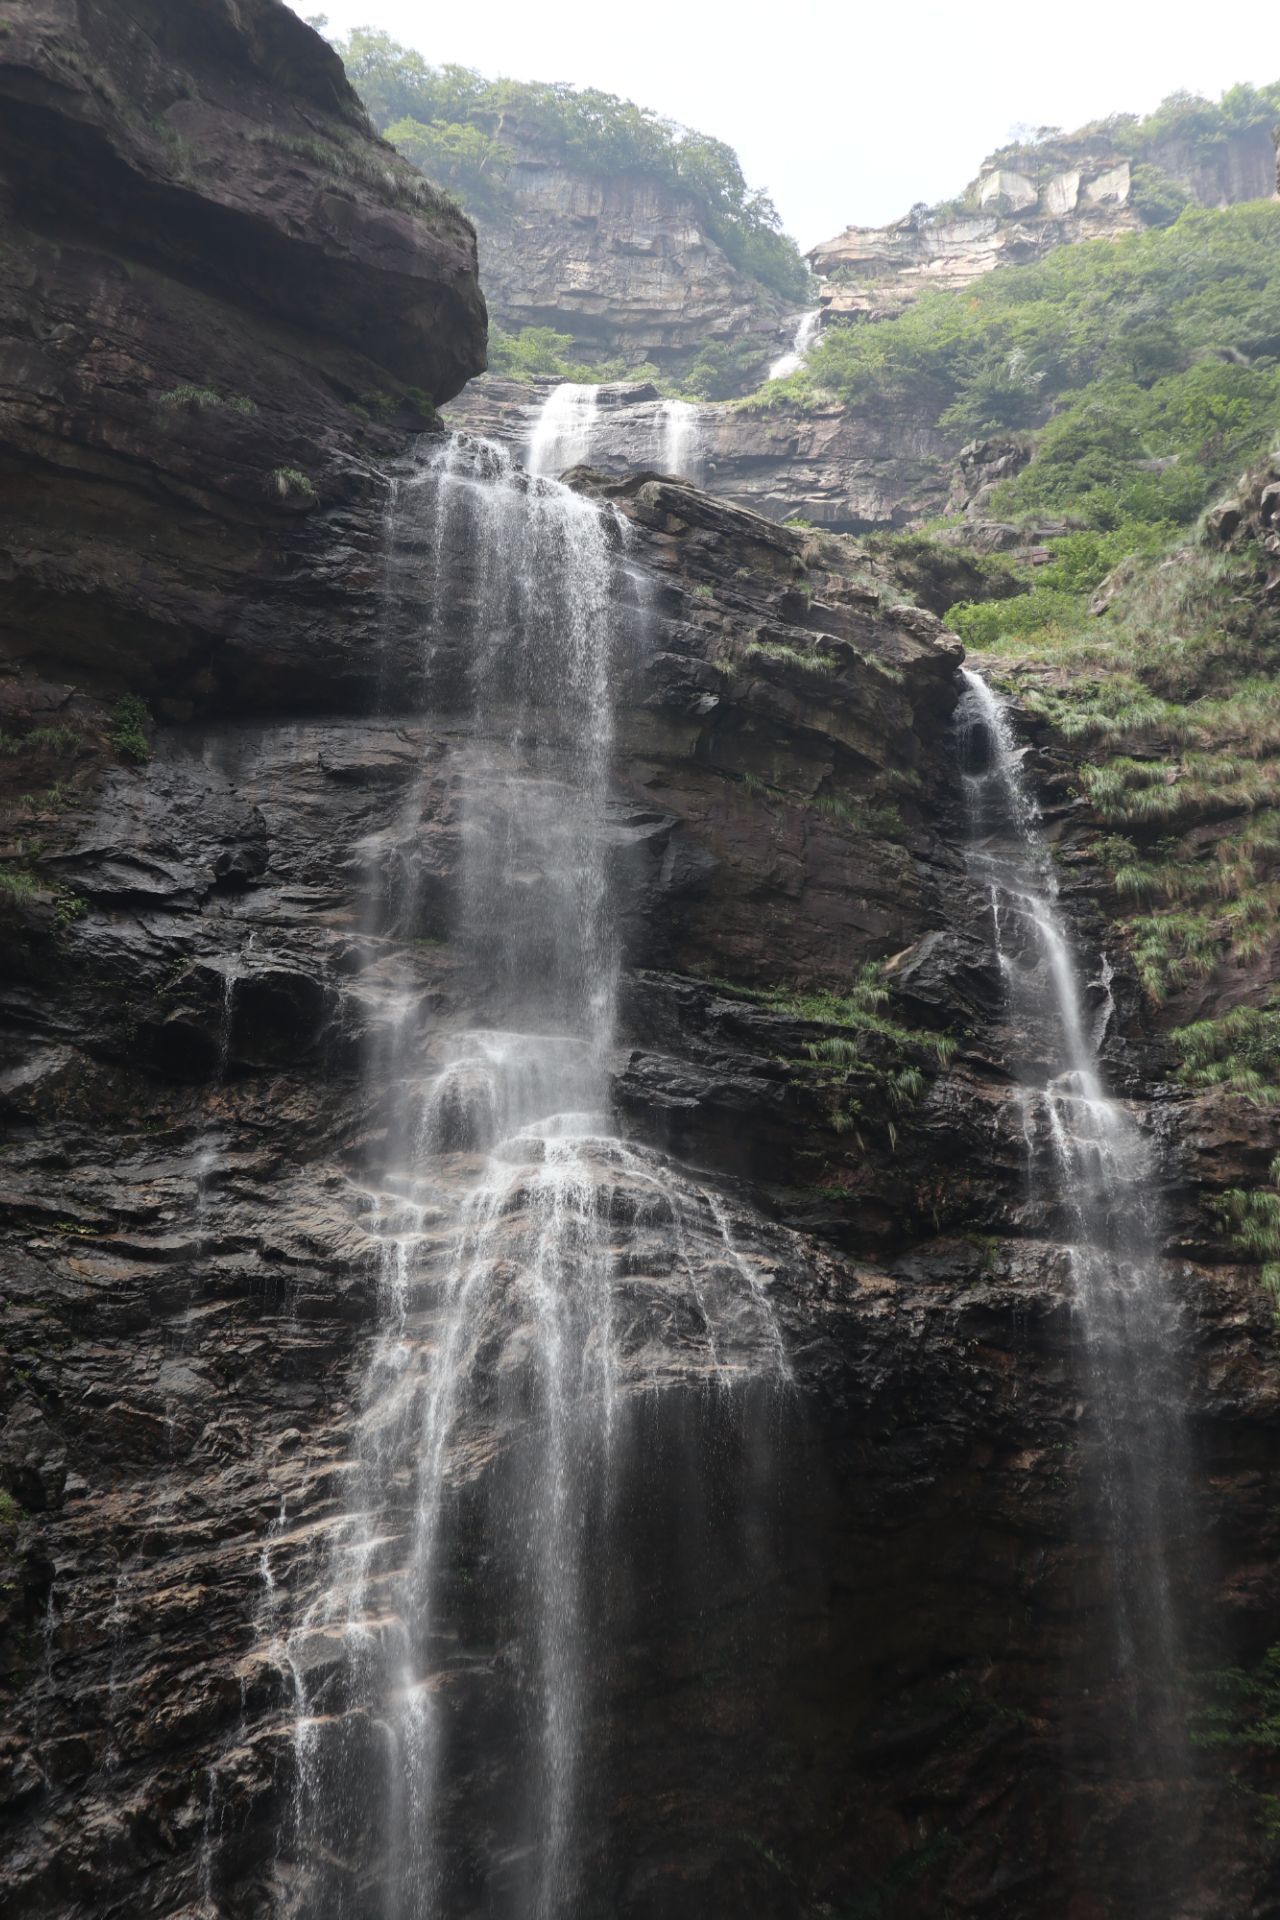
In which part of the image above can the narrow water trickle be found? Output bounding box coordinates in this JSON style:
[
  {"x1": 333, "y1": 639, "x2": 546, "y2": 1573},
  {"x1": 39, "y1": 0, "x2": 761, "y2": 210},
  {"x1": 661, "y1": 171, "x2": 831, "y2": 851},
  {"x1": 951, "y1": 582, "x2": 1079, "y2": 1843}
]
[
  {"x1": 955, "y1": 666, "x2": 1194, "y2": 1904},
  {"x1": 278, "y1": 434, "x2": 788, "y2": 1920}
]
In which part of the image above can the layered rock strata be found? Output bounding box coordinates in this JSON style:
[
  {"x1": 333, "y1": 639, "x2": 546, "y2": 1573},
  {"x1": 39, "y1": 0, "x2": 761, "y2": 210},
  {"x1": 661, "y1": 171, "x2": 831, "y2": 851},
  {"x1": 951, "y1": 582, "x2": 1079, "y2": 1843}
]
[
  {"x1": 447, "y1": 376, "x2": 953, "y2": 530},
  {"x1": 810, "y1": 122, "x2": 1277, "y2": 323},
  {"x1": 0, "y1": 0, "x2": 486, "y2": 721},
  {"x1": 475, "y1": 154, "x2": 786, "y2": 376},
  {"x1": 1, "y1": 12, "x2": 1280, "y2": 1919}
]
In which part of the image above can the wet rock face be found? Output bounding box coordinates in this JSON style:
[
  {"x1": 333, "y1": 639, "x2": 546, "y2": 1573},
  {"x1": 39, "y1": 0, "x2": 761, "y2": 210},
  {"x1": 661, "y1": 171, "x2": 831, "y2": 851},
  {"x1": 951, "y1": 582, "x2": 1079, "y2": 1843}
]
[
  {"x1": 0, "y1": 0, "x2": 486, "y2": 714},
  {"x1": 2, "y1": 456, "x2": 1279, "y2": 1918},
  {"x1": 1, "y1": 23, "x2": 1278, "y2": 1911}
]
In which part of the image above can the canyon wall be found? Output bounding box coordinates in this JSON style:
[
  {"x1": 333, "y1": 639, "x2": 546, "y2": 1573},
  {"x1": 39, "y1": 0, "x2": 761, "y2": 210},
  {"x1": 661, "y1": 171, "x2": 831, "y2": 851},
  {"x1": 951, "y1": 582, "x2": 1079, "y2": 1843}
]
[{"x1": 1, "y1": 10, "x2": 1279, "y2": 1920}]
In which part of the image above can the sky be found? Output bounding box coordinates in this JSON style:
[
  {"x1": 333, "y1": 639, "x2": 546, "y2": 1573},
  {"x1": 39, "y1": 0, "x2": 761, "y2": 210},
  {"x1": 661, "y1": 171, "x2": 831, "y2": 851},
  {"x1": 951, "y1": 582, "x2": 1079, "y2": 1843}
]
[{"x1": 296, "y1": 2, "x2": 1279, "y2": 250}]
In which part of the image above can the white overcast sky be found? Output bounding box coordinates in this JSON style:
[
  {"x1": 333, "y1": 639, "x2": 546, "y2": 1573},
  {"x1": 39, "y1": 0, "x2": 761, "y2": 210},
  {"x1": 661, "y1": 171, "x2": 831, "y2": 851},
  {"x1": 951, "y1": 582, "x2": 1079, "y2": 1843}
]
[{"x1": 297, "y1": 1, "x2": 1279, "y2": 249}]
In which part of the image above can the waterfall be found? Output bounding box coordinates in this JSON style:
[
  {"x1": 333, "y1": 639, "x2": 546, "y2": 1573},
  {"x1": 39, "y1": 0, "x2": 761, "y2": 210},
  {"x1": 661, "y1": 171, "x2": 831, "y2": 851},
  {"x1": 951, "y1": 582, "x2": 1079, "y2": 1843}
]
[
  {"x1": 278, "y1": 434, "x2": 787, "y2": 1920},
  {"x1": 768, "y1": 307, "x2": 821, "y2": 381},
  {"x1": 955, "y1": 667, "x2": 1192, "y2": 1897},
  {"x1": 656, "y1": 397, "x2": 701, "y2": 480},
  {"x1": 526, "y1": 381, "x2": 600, "y2": 477}
]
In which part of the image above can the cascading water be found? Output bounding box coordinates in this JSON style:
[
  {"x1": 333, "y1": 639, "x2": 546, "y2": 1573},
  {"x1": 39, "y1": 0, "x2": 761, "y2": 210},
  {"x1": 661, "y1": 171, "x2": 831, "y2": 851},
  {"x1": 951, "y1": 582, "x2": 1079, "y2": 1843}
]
[
  {"x1": 768, "y1": 307, "x2": 821, "y2": 381},
  {"x1": 955, "y1": 666, "x2": 1193, "y2": 1903},
  {"x1": 656, "y1": 397, "x2": 702, "y2": 480},
  {"x1": 526, "y1": 381, "x2": 600, "y2": 477},
  {"x1": 278, "y1": 434, "x2": 788, "y2": 1919}
]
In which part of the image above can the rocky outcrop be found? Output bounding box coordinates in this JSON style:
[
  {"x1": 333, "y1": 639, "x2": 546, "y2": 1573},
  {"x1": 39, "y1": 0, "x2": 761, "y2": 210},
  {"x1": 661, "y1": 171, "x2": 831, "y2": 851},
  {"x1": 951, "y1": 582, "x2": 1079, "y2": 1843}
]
[
  {"x1": 0, "y1": 0, "x2": 486, "y2": 716},
  {"x1": 447, "y1": 377, "x2": 954, "y2": 529},
  {"x1": 810, "y1": 124, "x2": 1276, "y2": 322},
  {"x1": 471, "y1": 153, "x2": 785, "y2": 375}
]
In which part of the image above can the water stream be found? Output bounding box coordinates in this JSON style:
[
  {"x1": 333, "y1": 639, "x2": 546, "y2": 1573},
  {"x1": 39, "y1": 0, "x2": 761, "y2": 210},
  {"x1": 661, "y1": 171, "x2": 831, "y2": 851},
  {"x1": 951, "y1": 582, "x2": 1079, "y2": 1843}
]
[
  {"x1": 526, "y1": 382, "x2": 600, "y2": 477},
  {"x1": 955, "y1": 667, "x2": 1192, "y2": 1900},
  {"x1": 768, "y1": 307, "x2": 821, "y2": 381},
  {"x1": 278, "y1": 435, "x2": 787, "y2": 1918},
  {"x1": 656, "y1": 397, "x2": 701, "y2": 480}
]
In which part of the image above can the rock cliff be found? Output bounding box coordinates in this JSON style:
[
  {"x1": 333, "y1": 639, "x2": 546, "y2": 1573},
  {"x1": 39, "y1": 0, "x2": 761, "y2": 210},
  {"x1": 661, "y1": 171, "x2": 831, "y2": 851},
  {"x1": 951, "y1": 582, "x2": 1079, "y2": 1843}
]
[
  {"x1": 0, "y1": 0, "x2": 486, "y2": 719},
  {"x1": 810, "y1": 119, "x2": 1277, "y2": 324},
  {"x1": 475, "y1": 155, "x2": 786, "y2": 376},
  {"x1": 447, "y1": 377, "x2": 954, "y2": 530},
  {"x1": 2, "y1": 16, "x2": 1280, "y2": 1920}
]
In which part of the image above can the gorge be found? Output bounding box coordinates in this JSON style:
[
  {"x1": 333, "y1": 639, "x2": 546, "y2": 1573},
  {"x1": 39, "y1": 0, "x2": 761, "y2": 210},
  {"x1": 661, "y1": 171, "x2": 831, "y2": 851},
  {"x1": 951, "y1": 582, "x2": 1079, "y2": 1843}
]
[{"x1": 2, "y1": 6, "x2": 1280, "y2": 1920}]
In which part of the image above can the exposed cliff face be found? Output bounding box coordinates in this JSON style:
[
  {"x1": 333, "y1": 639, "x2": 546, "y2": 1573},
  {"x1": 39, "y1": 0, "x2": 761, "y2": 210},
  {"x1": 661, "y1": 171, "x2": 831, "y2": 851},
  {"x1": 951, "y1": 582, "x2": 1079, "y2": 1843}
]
[
  {"x1": 3, "y1": 19, "x2": 1280, "y2": 1920},
  {"x1": 474, "y1": 151, "x2": 784, "y2": 374},
  {"x1": 811, "y1": 169, "x2": 1140, "y2": 324},
  {"x1": 447, "y1": 377, "x2": 953, "y2": 530},
  {"x1": 0, "y1": 0, "x2": 486, "y2": 717},
  {"x1": 4, "y1": 450, "x2": 1278, "y2": 1917},
  {"x1": 809, "y1": 123, "x2": 1276, "y2": 323}
]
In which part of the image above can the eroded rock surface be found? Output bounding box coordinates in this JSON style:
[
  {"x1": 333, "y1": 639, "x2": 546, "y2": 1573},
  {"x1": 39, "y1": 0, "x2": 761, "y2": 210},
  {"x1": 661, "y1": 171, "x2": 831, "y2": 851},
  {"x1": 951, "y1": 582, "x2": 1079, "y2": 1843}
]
[
  {"x1": 2, "y1": 453, "x2": 1278, "y2": 1917},
  {"x1": 465, "y1": 146, "x2": 785, "y2": 377},
  {"x1": 0, "y1": 0, "x2": 486, "y2": 716},
  {"x1": 2, "y1": 15, "x2": 1280, "y2": 1920},
  {"x1": 447, "y1": 377, "x2": 953, "y2": 530}
]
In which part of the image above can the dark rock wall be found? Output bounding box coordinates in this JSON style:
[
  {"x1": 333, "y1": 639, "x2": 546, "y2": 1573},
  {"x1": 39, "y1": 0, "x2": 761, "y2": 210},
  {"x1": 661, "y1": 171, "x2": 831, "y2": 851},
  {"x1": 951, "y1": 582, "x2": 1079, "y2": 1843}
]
[
  {"x1": 0, "y1": 0, "x2": 486, "y2": 718},
  {"x1": 1, "y1": 11, "x2": 1279, "y2": 1920}
]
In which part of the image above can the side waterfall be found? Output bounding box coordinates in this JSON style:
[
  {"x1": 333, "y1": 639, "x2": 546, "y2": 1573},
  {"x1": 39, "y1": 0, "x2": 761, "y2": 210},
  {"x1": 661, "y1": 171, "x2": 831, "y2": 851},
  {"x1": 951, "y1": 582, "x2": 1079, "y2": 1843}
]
[
  {"x1": 956, "y1": 667, "x2": 1193, "y2": 1900},
  {"x1": 526, "y1": 381, "x2": 599, "y2": 477},
  {"x1": 657, "y1": 397, "x2": 702, "y2": 480},
  {"x1": 768, "y1": 307, "x2": 821, "y2": 381},
  {"x1": 278, "y1": 435, "x2": 788, "y2": 1919}
]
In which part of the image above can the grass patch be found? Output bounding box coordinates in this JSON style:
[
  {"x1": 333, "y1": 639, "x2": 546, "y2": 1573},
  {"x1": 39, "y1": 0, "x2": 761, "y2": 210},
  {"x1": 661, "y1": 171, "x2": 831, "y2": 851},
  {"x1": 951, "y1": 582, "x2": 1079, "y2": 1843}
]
[
  {"x1": 712, "y1": 965, "x2": 956, "y2": 1143},
  {"x1": 157, "y1": 385, "x2": 257, "y2": 415},
  {"x1": 739, "y1": 638, "x2": 834, "y2": 675},
  {"x1": 109, "y1": 694, "x2": 151, "y2": 765},
  {"x1": 273, "y1": 467, "x2": 317, "y2": 501}
]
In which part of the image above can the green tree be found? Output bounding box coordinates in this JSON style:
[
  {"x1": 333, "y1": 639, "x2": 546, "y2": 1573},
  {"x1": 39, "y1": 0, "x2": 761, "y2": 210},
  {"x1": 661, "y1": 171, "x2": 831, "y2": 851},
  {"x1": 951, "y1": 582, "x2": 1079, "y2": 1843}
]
[{"x1": 329, "y1": 30, "x2": 810, "y2": 302}]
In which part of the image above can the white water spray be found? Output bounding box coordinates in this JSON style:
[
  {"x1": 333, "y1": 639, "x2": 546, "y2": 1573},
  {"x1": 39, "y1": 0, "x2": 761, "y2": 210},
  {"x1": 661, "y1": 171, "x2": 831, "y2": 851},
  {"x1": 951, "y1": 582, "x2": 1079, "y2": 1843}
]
[
  {"x1": 656, "y1": 398, "x2": 702, "y2": 480},
  {"x1": 768, "y1": 308, "x2": 821, "y2": 381},
  {"x1": 955, "y1": 666, "x2": 1191, "y2": 1900},
  {"x1": 526, "y1": 382, "x2": 600, "y2": 477},
  {"x1": 279, "y1": 435, "x2": 786, "y2": 1919}
]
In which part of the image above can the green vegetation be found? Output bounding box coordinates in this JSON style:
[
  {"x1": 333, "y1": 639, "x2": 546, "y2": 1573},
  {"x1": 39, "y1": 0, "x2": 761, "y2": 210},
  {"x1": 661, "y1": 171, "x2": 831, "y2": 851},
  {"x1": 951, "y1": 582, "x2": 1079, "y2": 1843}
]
[
  {"x1": 109, "y1": 694, "x2": 151, "y2": 765},
  {"x1": 709, "y1": 965, "x2": 955, "y2": 1141},
  {"x1": 759, "y1": 204, "x2": 1280, "y2": 505},
  {"x1": 1173, "y1": 1006, "x2": 1280, "y2": 1106},
  {"x1": 0, "y1": 724, "x2": 84, "y2": 758},
  {"x1": 682, "y1": 337, "x2": 772, "y2": 401},
  {"x1": 738, "y1": 639, "x2": 834, "y2": 675},
  {"x1": 1191, "y1": 1641, "x2": 1280, "y2": 1837},
  {"x1": 486, "y1": 324, "x2": 655, "y2": 386},
  {"x1": 272, "y1": 467, "x2": 317, "y2": 502},
  {"x1": 157, "y1": 385, "x2": 256, "y2": 415},
  {"x1": 0, "y1": 1488, "x2": 20, "y2": 1535},
  {"x1": 331, "y1": 30, "x2": 810, "y2": 300},
  {"x1": 0, "y1": 868, "x2": 41, "y2": 903},
  {"x1": 978, "y1": 82, "x2": 1280, "y2": 195}
]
